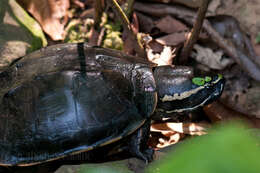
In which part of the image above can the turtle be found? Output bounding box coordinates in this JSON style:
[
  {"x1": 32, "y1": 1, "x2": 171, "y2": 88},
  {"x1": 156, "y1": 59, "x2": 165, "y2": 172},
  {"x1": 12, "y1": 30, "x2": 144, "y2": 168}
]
[{"x1": 0, "y1": 43, "x2": 225, "y2": 171}]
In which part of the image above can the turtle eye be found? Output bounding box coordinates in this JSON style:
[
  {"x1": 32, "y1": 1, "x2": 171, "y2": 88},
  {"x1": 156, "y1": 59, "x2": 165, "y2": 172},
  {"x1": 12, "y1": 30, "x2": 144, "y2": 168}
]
[
  {"x1": 212, "y1": 75, "x2": 218, "y2": 81},
  {"x1": 211, "y1": 74, "x2": 223, "y2": 83}
]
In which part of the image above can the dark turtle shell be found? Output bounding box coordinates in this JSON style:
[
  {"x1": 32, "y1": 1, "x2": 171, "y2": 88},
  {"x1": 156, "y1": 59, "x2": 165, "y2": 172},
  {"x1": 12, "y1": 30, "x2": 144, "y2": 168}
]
[
  {"x1": 0, "y1": 43, "x2": 224, "y2": 168},
  {"x1": 0, "y1": 43, "x2": 157, "y2": 166}
]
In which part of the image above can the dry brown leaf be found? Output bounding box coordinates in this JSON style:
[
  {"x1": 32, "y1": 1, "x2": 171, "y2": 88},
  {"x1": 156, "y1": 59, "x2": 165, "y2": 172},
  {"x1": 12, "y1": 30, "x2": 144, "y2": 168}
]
[
  {"x1": 156, "y1": 133, "x2": 182, "y2": 149},
  {"x1": 204, "y1": 101, "x2": 260, "y2": 129},
  {"x1": 155, "y1": 15, "x2": 188, "y2": 34},
  {"x1": 191, "y1": 44, "x2": 234, "y2": 70},
  {"x1": 18, "y1": 0, "x2": 70, "y2": 40},
  {"x1": 221, "y1": 73, "x2": 260, "y2": 118},
  {"x1": 146, "y1": 39, "x2": 164, "y2": 53},
  {"x1": 80, "y1": 8, "x2": 94, "y2": 18},
  {"x1": 136, "y1": 12, "x2": 155, "y2": 33},
  {"x1": 215, "y1": 0, "x2": 260, "y2": 36},
  {"x1": 156, "y1": 0, "x2": 202, "y2": 8},
  {"x1": 156, "y1": 32, "x2": 187, "y2": 46},
  {"x1": 207, "y1": 0, "x2": 221, "y2": 14},
  {"x1": 131, "y1": 12, "x2": 139, "y2": 34},
  {"x1": 71, "y1": 0, "x2": 85, "y2": 8},
  {"x1": 149, "y1": 120, "x2": 211, "y2": 149},
  {"x1": 122, "y1": 13, "x2": 141, "y2": 56},
  {"x1": 149, "y1": 130, "x2": 184, "y2": 149},
  {"x1": 147, "y1": 45, "x2": 175, "y2": 65},
  {"x1": 151, "y1": 122, "x2": 210, "y2": 136},
  {"x1": 220, "y1": 63, "x2": 260, "y2": 118}
]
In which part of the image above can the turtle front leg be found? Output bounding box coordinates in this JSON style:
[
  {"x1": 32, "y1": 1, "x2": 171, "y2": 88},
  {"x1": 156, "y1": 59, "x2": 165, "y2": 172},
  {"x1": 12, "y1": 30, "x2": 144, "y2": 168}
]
[{"x1": 128, "y1": 120, "x2": 154, "y2": 163}]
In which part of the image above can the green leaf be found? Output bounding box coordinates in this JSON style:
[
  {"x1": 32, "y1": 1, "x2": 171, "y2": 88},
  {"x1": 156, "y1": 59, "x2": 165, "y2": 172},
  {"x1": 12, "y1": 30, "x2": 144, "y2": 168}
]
[
  {"x1": 8, "y1": 0, "x2": 47, "y2": 51},
  {"x1": 146, "y1": 122, "x2": 260, "y2": 173},
  {"x1": 256, "y1": 32, "x2": 260, "y2": 44}
]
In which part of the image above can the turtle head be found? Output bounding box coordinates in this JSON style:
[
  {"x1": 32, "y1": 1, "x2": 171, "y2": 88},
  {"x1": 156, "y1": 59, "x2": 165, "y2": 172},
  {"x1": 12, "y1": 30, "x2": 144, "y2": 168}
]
[{"x1": 153, "y1": 66, "x2": 225, "y2": 114}]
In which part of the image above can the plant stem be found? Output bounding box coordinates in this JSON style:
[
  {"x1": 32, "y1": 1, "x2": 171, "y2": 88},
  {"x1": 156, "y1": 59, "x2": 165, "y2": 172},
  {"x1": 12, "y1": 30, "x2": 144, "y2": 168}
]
[
  {"x1": 180, "y1": 0, "x2": 209, "y2": 63},
  {"x1": 125, "y1": 0, "x2": 135, "y2": 18},
  {"x1": 108, "y1": 0, "x2": 146, "y2": 58},
  {"x1": 93, "y1": 0, "x2": 103, "y2": 30}
]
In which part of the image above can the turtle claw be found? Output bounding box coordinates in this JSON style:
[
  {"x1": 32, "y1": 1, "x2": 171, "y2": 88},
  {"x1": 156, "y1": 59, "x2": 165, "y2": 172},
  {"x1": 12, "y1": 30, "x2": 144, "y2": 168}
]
[
  {"x1": 128, "y1": 120, "x2": 154, "y2": 163},
  {"x1": 132, "y1": 148, "x2": 154, "y2": 164},
  {"x1": 143, "y1": 148, "x2": 154, "y2": 163}
]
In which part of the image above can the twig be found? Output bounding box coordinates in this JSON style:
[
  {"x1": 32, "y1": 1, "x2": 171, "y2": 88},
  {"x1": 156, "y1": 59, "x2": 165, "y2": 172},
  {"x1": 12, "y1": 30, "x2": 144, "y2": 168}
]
[
  {"x1": 89, "y1": 0, "x2": 103, "y2": 46},
  {"x1": 109, "y1": 0, "x2": 131, "y2": 29},
  {"x1": 180, "y1": 0, "x2": 209, "y2": 63},
  {"x1": 134, "y1": 2, "x2": 260, "y2": 81},
  {"x1": 125, "y1": 0, "x2": 135, "y2": 18},
  {"x1": 243, "y1": 34, "x2": 260, "y2": 68},
  {"x1": 108, "y1": 0, "x2": 146, "y2": 58},
  {"x1": 93, "y1": 0, "x2": 103, "y2": 30},
  {"x1": 204, "y1": 20, "x2": 260, "y2": 81},
  {"x1": 97, "y1": 27, "x2": 106, "y2": 46}
]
